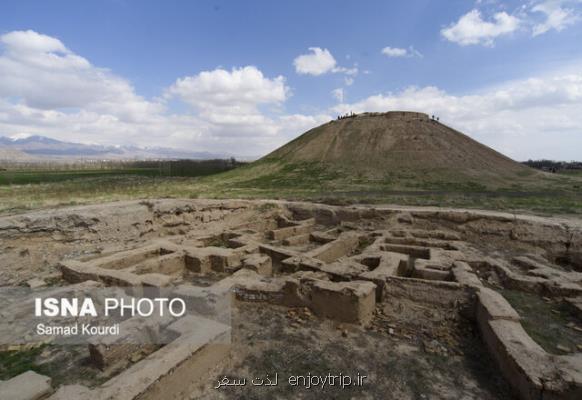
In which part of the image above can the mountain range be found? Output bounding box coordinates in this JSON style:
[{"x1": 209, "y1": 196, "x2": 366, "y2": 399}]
[{"x1": 0, "y1": 135, "x2": 231, "y2": 161}]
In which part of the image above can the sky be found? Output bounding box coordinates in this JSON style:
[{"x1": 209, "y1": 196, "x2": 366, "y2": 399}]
[{"x1": 0, "y1": 0, "x2": 581, "y2": 160}]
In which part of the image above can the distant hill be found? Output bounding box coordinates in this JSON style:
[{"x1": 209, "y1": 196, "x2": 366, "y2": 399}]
[
  {"x1": 0, "y1": 147, "x2": 33, "y2": 162},
  {"x1": 0, "y1": 135, "x2": 229, "y2": 161},
  {"x1": 212, "y1": 111, "x2": 544, "y2": 192}
]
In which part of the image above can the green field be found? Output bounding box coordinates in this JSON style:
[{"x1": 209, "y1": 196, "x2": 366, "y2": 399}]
[
  {"x1": 0, "y1": 168, "x2": 160, "y2": 185},
  {"x1": 1, "y1": 164, "x2": 581, "y2": 217},
  {"x1": 559, "y1": 170, "x2": 582, "y2": 177},
  {"x1": 0, "y1": 160, "x2": 242, "y2": 214},
  {"x1": 0, "y1": 159, "x2": 241, "y2": 186}
]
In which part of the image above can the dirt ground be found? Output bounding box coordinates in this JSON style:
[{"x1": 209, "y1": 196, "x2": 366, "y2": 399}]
[{"x1": 195, "y1": 302, "x2": 515, "y2": 400}]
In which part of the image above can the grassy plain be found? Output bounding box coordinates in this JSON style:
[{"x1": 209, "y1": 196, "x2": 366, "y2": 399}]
[{"x1": 1, "y1": 161, "x2": 581, "y2": 216}]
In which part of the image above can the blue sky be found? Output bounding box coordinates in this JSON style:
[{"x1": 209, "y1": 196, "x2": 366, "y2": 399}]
[{"x1": 1, "y1": 0, "x2": 581, "y2": 160}]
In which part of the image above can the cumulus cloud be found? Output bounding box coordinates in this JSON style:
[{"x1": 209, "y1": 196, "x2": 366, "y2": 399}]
[
  {"x1": 0, "y1": 89, "x2": 328, "y2": 157},
  {"x1": 293, "y1": 47, "x2": 358, "y2": 80},
  {"x1": 293, "y1": 47, "x2": 337, "y2": 76},
  {"x1": 2, "y1": 29, "x2": 580, "y2": 160},
  {"x1": 166, "y1": 66, "x2": 288, "y2": 111},
  {"x1": 443, "y1": 2, "x2": 581, "y2": 45},
  {"x1": 332, "y1": 72, "x2": 582, "y2": 160},
  {"x1": 0, "y1": 30, "x2": 332, "y2": 156},
  {"x1": 165, "y1": 66, "x2": 291, "y2": 139},
  {"x1": 441, "y1": 9, "x2": 521, "y2": 46},
  {"x1": 0, "y1": 30, "x2": 161, "y2": 121},
  {"x1": 381, "y1": 46, "x2": 423, "y2": 58},
  {"x1": 531, "y1": 0, "x2": 580, "y2": 36}
]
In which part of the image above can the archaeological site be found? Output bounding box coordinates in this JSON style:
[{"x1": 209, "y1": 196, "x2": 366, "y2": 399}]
[
  {"x1": 2, "y1": 1, "x2": 582, "y2": 398},
  {"x1": 0, "y1": 198, "x2": 581, "y2": 399}
]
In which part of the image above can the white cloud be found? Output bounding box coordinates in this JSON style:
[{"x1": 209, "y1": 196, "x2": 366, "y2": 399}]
[
  {"x1": 0, "y1": 30, "x2": 161, "y2": 121},
  {"x1": 0, "y1": 93, "x2": 331, "y2": 157},
  {"x1": 333, "y1": 65, "x2": 359, "y2": 75},
  {"x1": 331, "y1": 88, "x2": 345, "y2": 103},
  {"x1": 166, "y1": 66, "x2": 288, "y2": 111},
  {"x1": 293, "y1": 47, "x2": 337, "y2": 76},
  {"x1": 381, "y1": 46, "x2": 423, "y2": 58},
  {"x1": 443, "y1": 2, "x2": 581, "y2": 45},
  {"x1": 165, "y1": 66, "x2": 289, "y2": 138},
  {"x1": 332, "y1": 72, "x2": 582, "y2": 160},
  {"x1": 381, "y1": 47, "x2": 408, "y2": 57},
  {"x1": 531, "y1": 0, "x2": 580, "y2": 36},
  {"x1": 164, "y1": 66, "x2": 297, "y2": 144},
  {"x1": 293, "y1": 47, "x2": 359, "y2": 80},
  {"x1": 441, "y1": 9, "x2": 521, "y2": 46},
  {"x1": 0, "y1": 31, "x2": 332, "y2": 157},
  {"x1": 2, "y1": 30, "x2": 581, "y2": 160}
]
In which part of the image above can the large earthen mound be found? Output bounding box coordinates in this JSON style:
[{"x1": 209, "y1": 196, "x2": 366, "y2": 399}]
[
  {"x1": 270, "y1": 112, "x2": 527, "y2": 176},
  {"x1": 223, "y1": 111, "x2": 542, "y2": 191}
]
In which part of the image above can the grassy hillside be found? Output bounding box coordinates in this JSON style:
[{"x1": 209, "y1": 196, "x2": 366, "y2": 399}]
[
  {"x1": 199, "y1": 112, "x2": 576, "y2": 195},
  {"x1": 259, "y1": 112, "x2": 536, "y2": 187},
  {"x1": 190, "y1": 112, "x2": 582, "y2": 214}
]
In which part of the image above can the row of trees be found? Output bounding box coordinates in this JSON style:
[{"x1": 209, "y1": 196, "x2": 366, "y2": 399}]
[
  {"x1": 522, "y1": 160, "x2": 582, "y2": 171},
  {"x1": 0, "y1": 158, "x2": 243, "y2": 176}
]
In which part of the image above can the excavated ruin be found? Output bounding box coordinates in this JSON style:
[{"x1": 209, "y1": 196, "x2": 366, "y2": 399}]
[{"x1": 1, "y1": 199, "x2": 582, "y2": 399}]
